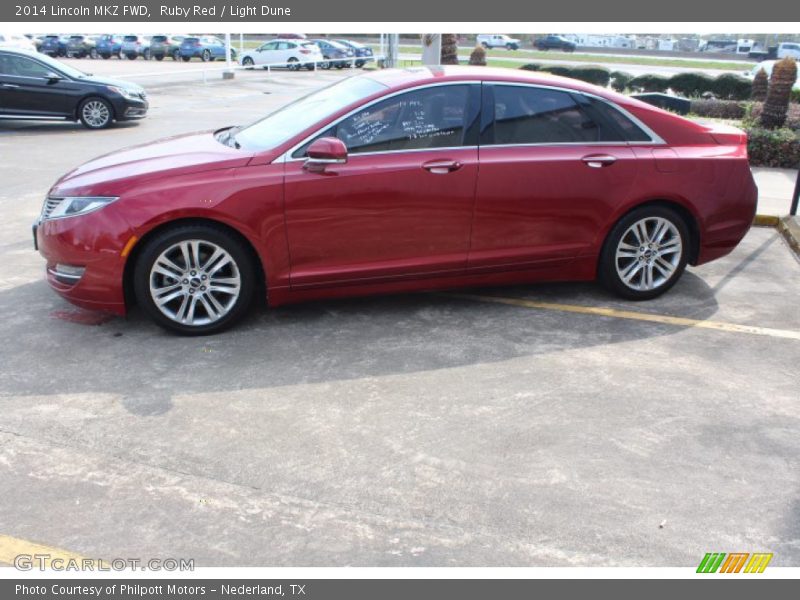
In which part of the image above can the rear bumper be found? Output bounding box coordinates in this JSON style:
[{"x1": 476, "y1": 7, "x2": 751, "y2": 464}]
[{"x1": 696, "y1": 170, "x2": 758, "y2": 265}]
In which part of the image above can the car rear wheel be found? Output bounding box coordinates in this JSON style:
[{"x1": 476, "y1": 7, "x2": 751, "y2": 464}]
[
  {"x1": 126, "y1": 53, "x2": 136, "y2": 60},
  {"x1": 89, "y1": 48, "x2": 99, "y2": 59},
  {"x1": 599, "y1": 206, "x2": 689, "y2": 300},
  {"x1": 134, "y1": 225, "x2": 256, "y2": 335},
  {"x1": 101, "y1": 53, "x2": 110, "y2": 59},
  {"x1": 78, "y1": 97, "x2": 113, "y2": 129},
  {"x1": 287, "y1": 57, "x2": 300, "y2": 70},
  {"x1": 201, "y1": 49, "x2": 211, "y2": 62},
  {"x1": 182, "y1": 55, "x2": 191, "y2": 62},
  {"x1": 155, "y1": 54, "x2": 164, "y2": 61}
]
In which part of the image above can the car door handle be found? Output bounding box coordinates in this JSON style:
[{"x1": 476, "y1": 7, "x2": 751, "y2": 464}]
[
  {"x1": 582, "y1": 154, "x2": 617, "y2": 168},
  {"x1": 422, "y1": 159, "x2": 462, "y2": 174}
]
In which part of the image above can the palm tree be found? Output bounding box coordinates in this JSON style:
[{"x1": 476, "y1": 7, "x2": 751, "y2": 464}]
[{"x1": 440, "y1": 34, "x2": 458, "y2": 65}]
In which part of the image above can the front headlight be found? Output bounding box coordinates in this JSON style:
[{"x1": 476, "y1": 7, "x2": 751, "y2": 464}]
[
  {"x1": 107, "y1": 85, "x2": 142, "y2": 100},
  {"x1": 42, "y1": 196, "x2": 119, "y2": 220}
]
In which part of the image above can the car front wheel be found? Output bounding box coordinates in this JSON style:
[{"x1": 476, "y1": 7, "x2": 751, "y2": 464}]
[
  {"x1": 134, "y1": 225, "x2": 256, "y2": 335},
  {"x1": 599, "y1": 206, "x2": 689, "y2": 300},
  {"x1": 78, "y1": 97, "x2": 113, "y2": 129}
]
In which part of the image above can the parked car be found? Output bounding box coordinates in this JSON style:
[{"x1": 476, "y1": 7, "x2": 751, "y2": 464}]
[
  {"x1": 34, "y1": 66, "x2": 757, "y2": 335},
  {"x1": 239, "y1": 39, "x2": 322, "y2": 70},
  {"x1": 178, "y1": 36, "x2": 233, "y2": 62},
  {"x1": 0, "y1": 48, "x2": 147, "y2": 129},
  {"x1": 533, "y1": 35, "x2": 577, "y2": 52},
  {"x1": 334, "y1": 39, "x2": 374, "y2": 67},
  {"x1": 748, "y1": 61, "x2": 800, "y2": 89},
  {"x1": 310, "y1": 39, "x2": 354, "y2": 69},
  {"x1": 95, "y1": 34, "x2": 123, "y2": 59},
  {"x1": 120, "y1": 35, "x2": 151, "y2": 60},
  {"x1": 777, "y1": 42, "x2": 800, "y2": 60},
  {"x1": 273, "y1": 33, "x2": 306, "y2": 40},
  {"x1": 65, "y1": 35, "x2": 98, "y2": 59},
  {"x1": 38, "y1": 34, "x2": 69, "y2": 57},
  {"x1": 0, "y1": 32, "x2": 37, "y2": 52},
  {"x1": 150, "y1": 35, "x2": 184, "y2": 61},
  {"x1": 477, "y1": 34, "x2": 521, "y2": 50}
]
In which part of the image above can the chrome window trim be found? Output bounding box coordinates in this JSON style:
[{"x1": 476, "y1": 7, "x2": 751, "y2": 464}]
[
  {"x1": 273, "y1": 79, "x2": 665, "y2": 164},
  {"x1": 274, "y1": 81, "x2": 481, "y2": 163}
]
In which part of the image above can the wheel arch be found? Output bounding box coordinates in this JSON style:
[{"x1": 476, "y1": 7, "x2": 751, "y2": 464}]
[
  {"x1": 601, "y1": 198, "x2": 701, "y2": 266},
  {"x1": 122, "y1": 217, "x2": 267, "y2": 309},
  {"x1": 73, "y1": 94, "x2": 117, "y2": 122}
]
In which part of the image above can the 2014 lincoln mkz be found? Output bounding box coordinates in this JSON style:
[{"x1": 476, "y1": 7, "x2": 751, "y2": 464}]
[{"x1": 34, "y1": 66, "x2": 757, "y2": 335}]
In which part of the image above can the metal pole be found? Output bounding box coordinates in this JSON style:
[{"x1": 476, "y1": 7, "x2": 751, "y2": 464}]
[
  {"x1": 239, "y1": 33, "x2": 244, "y2": 55},
  {"x1": 791, "y1": 167, "x2": 800, "y2": 216},
  {"x1": 223, "y1": 32, "x2": 234, "y2": 79}
]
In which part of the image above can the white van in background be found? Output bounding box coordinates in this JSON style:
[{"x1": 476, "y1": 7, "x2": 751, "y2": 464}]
[{"x1": 777, "y1": 42, "x2": 800, "y2": 60}]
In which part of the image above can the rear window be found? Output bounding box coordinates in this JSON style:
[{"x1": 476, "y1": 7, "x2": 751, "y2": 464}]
[
  {"x1": 69, "y1": 36, "x2": 83, "y2": 41},
  {"x1": 152, "y1": 36, "x2": 167, "y2": 42},
  {"x1": 123, "y1": 36, "x2": 138, "y2": 42},
  {"x1": 183, "y1": 37, "x2": 199, "y2": 44}
]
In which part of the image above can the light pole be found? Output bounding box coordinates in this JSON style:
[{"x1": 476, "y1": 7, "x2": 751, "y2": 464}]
[{"x1": 223, "y1": 32, "x2": 234, "y2": 79}]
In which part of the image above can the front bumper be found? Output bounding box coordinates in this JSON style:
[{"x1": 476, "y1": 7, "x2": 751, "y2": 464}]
[
  {"x1": 110, "y1": 95, "x2": 149, "y2": 120},
  {"x1": 35, "y1": 207, "x2": 134, "y2": 315}
]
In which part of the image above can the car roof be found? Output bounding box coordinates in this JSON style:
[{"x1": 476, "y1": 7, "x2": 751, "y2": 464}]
[{"x1": 363, "y1": 65, "x2": 607, "y2": 95}]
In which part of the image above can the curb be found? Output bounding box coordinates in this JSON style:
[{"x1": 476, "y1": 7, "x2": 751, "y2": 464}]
[
  {"x1": 753, "y1": 214, "x2": 780, "y2": 227},
  {"x1": 777, "y1": 216, "x2": 800, "y2": 258}
]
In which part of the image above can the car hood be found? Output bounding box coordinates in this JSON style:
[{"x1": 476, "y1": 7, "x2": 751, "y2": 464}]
[
  {"x1": 75, "y1": 73, "x2": 145, "y2": 93},
  {"x1": 50, "y1": 130, "x2": 254, "y2": 196}
]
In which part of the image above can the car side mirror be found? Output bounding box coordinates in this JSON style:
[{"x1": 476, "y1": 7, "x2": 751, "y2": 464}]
[
  {"x1": 45, "y1": 72, "x2": 62, "y2": 84},
  {"x1": 304, "y1": 137, "x2": 348, "y2": 172}
]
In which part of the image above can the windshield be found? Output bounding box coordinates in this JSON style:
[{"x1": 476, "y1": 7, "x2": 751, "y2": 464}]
[
  {"x1": 233, "y1": 76, "x2": 388, "y2": 152},
  {"x1": 33, "y1": 52, "x2": 91, "y2": 79}
]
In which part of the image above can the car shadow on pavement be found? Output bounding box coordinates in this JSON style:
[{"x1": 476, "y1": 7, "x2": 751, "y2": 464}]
[
  {"x1": 0, "y1": 121, "x2": 140, "y2": 135},
  {"x1": 0, "y1": 272, "x2": 719, "y2": 416}
]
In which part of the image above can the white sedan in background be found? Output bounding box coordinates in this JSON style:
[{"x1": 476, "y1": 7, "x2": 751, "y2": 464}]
[
  {"x1": 239, "y1": 39, "x2": 324, "y2": 70},
  {"x1": 0, "y1": 33, "x2": 36, "y2": 51},
  {"x1": 747, "y1": 61, "x2": 800, "y2": 90}
]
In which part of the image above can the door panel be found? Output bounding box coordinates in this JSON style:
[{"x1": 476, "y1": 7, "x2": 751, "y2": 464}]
[
  {"x1": 284, "y1": 148, "x2": 478, "y2": 287},
  {"x1": 470, "y1": 144, "x2": 638, "y2": 270}
]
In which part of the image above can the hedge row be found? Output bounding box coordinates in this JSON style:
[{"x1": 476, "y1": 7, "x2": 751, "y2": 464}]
[
  {"x1": 746, "y1": 127, "x2": 800, "y2": 168},
  {"x1": 520, "y1": 63, "x2": 610, "y2": 87}
]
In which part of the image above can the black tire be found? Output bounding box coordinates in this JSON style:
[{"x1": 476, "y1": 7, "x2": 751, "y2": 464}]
[
  {"x1": 78, "y1": 97, "x2": 114, "y2": 129},
  {"x1": 126, "y1": 53, "x2": 136, "y2": 60},
  {"x1": 482, "y1": 42, "x2": 489, "y2": 49},
  {"x1": 242, "y1": 56, "x2": 254, "y2": 68},
  {"x1": 143, "y1": 49, "x2": 150, "y2": 60},
  {"x1": 182, "y1": 55, "x2": 191, "y2": 62},
  {"x1": 172, "y1": 49, "x2": 181, "y2": 61},
  {"x1": 101, "y1": 53, "x2": 110, "y2": 60},
  {"x1": 133, "y1": 224, "x2": 256, "y2": 335},
  {"x1": 201, "y1": 49, "x2": 211, "y2": 62},
  {"x1": 287, "y1": 57, "x2": 300, "y2": 70},
  {"x1": 155, "y1": 54, "x2": 164, "y2": 61},
  {"x1": 89, "y1": 48, "x2": 99, "y2": 59},
  {"x1": 598, "y1": 205, "x2": 690, "y2": 301}
]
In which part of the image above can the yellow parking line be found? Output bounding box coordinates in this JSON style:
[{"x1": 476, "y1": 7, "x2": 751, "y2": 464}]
[
  {"x1": 445, "y1": 293, "x2": 800, "y2": 341},
  {"x1": 0, "y1": 534, "x2": 85, "y2": 568}
]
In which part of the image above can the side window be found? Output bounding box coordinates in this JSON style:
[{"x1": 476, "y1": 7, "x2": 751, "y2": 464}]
[
  {"x1": 575, "y1": 95, "x2": 653, "y2": 142},
  {"x1": 1, "y1": 56, "x2": 52, "y2": 78},
  {"x1": 492, "y1": 86, "x2": 603, "y2": 144},
  {"x1": 260, "y1": 42, "x2": 276, "y2": 51},
  {"x1": 335, "y1": 85, "x2": 470, "y2": 154}
]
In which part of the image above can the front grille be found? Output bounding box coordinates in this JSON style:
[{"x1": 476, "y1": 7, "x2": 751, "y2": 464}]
[{"x1": 41, "y1": 197, "x2": 63, "y2": 220}]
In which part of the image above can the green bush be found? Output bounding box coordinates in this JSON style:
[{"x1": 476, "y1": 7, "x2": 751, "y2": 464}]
[
  {"x1": 711, "y1": 74, "x2": 752, "y2": 100},
  {"x1": 565, "y1": 66, "x2": 610, "y2": 87},
  {"x1": 539, "y1": 65, "x2": 572, "y2": 77},
  {"x1": 629, "y1": 74, "x2": 670, "y2": 93},
  {"x1": 690, "y1": 99, "x2": 748, "y2": 119},
  {"x1": 519, "y1": 63, "x2": 541, "y2": 71},
  {"x1": 610, "y1": 71, "x2": 634, "y2": 92},
  {"x1": 669, "y1": 72, "x2": 715, "y2": 97},
  {"x1": 745, "y1": 126, "x2": 800, "y2": 168}
]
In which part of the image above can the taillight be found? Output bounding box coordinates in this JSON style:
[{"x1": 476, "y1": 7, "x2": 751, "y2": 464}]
[{"x1": 299, "y1": 48, "x2": 310, "y2": 54}]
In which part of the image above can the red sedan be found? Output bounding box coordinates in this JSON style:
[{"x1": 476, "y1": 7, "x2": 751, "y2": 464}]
[{"x1": 35, "y1": 66, "x2": 757, "y2": 335}]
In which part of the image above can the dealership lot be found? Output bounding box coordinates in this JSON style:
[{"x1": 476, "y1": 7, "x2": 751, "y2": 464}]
[{"x1": 1, "y1": 67, "x2": 799, "y2": 567}]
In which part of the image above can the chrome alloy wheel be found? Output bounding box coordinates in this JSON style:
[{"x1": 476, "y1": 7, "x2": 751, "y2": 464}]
[
  {"x1": 614, "y1": 217, "x2": 683, "y2": 291},
  {"x1": 148, "y1": 240, "x2": 241, "y2": 326},
  {"x1": 81, "y1": 100, "x2": 110, "y2": 127}
]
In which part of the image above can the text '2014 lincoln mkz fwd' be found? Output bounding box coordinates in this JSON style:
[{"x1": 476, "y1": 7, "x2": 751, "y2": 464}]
[{"x1": 35, "y1": 66, "x2": 757, "y2": 335}]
